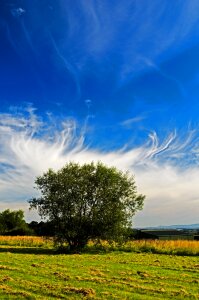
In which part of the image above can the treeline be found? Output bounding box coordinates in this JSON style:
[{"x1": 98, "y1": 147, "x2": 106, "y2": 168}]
[
  {"x1": 0, "y1": 209, "x2": 136, "y2": 238},
  {"x1": 0, "y1": 209, "x2": 55, "y2": 236}
]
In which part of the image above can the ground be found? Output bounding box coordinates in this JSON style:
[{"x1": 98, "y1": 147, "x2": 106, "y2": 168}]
[{"x1": 0, "y1": 245, "x2": 198, "y2": 299}]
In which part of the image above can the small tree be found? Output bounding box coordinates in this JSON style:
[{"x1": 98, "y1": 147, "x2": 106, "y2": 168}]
[
  {"x1": 29, "y1": 162, "x2": 145, "y2": 251},
  {"x1": 0, "y1": 209, "x2": 31, "y2": 235}
]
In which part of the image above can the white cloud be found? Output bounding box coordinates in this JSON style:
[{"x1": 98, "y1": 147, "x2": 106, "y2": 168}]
[{"x1": 0, "y1": 108, "x2": 198, "y2": 226}]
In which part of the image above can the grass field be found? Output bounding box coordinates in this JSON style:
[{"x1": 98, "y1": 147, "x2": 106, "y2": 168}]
[{"x1": 0, "y1": 237, "x2": 198, "y2": 299}]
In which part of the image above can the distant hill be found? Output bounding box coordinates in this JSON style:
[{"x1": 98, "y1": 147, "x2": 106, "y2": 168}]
[{"x1": 139, "y1": 224, "x2": 199, "y2": 230}]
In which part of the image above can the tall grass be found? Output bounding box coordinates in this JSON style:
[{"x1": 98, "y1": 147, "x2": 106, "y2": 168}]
[
  {"x1": 88, "y1": 239, "x2": 199, "y2": 256},
  {"x1": 126, "y1": 240, "x2": 199, "y2": 255},
  {"x1": 0, "y1": 236, "x2": 198, "y2": 255},
  {"x1": 0, "y1": 236, "x2": 53, "y2": 247}
]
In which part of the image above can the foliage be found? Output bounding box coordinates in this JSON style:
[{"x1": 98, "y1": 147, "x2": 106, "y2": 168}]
[
  {"x1": 29, "y1": 162, "x2": 145, "y2": 250},
  {"x1": 0, "y1": 209, "x2": 32, "y2": 235},
  {"x1": 28, "y1": 221, "x2": 56, "y2": 236}
]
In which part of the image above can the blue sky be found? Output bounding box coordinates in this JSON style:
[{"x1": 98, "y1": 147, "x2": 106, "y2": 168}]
[{"x1": 0, "y1": 0, "x2": 199, "y2": 226}]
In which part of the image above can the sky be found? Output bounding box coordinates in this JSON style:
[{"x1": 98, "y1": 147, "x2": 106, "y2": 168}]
[{"x1": 0, "y1": 0, "x2": 199, "y2": 227}]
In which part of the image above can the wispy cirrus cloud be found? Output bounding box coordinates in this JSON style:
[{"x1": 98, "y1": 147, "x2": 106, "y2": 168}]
[
  {"x1": 0, "y1": 107, "x2": 198, "y2": 226},
  {"x1": 11, "y1": 7, "x2": 25, "y2": 18},
  {"x1": 3, "y1": 0, "x2": 199, "y2": 113},
  {"x1": 120, "y1": 115, "x2": 146, "y2": 129}
]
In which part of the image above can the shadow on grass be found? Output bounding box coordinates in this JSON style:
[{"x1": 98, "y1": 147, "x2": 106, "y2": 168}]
[
  {"x1": 0, "y1": 245, "x2": 120, "y2": 255},
  {"x1": 0, "y1": 245, "x2": 110, "y2": 255},
  {"x1": 0, "y1": 245, "x2": 197, "y2": 256},
  {"x1": 0, "y1": 246, "x2": 56, "y2": 255},
  {"x1": 0, "y1": 243, "x2": 166, "y2": 255}
]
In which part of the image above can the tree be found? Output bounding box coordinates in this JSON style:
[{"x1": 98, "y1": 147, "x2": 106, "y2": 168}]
[
  {"x1": 29, "y1": 162, "x2": 145, "y2": 251},
  {"x1": 0, "y1": 209, "x2": 31, "y2": 235}
]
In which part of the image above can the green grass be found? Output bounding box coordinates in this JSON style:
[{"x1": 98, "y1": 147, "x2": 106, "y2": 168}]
[{"x1": 0, "y1": 245, "x2": 198, "y2": 299}]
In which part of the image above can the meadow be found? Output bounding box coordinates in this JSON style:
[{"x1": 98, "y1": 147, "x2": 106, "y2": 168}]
[{"x1": 0, "y1": 236, "x2": 198, "y2": 299}]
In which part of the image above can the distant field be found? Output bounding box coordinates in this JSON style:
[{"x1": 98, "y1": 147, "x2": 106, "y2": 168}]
[
  {"x1": 0, "y1": 237, "x2": 198, "y2": 299},
  {"x1": 0, "y1": 236, "x2": 199, "y2": 255}
]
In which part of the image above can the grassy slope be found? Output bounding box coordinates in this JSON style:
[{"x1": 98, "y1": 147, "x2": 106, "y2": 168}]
[{"x1": 0, "y1": 246, "x2": 198, "y2": 299}]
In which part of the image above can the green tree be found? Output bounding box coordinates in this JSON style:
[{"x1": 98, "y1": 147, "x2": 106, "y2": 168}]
[
  {"x1": 29, "y1": 162, "x2": 145, "y2": 251},
  {"x1": 0, "y1": 209, "x2": 30, "y2": 235}
]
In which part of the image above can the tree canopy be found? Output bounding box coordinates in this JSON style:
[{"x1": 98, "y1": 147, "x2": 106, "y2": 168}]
[{"x1": 29, "y1": 162, "x2": 145, "y2": 251}]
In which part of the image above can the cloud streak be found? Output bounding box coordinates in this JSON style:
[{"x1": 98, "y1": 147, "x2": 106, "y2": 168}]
[
  {"x1": 120, "y1": 115, "x2": 146, "y2": 128},
  {"x1": 49, "y1": 33, "x2": 81, "y2": 100},
  {"x1": 0, "y1": 108, "x2": 198, "y2": 226},
  {"x1": 11, "y1": 8, "x2": 25, "y2": 18}
]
